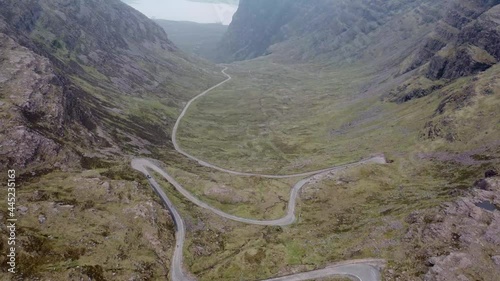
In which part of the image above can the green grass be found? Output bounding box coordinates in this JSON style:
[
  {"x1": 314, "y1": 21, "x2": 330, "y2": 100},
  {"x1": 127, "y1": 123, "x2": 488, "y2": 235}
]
[
  {"x1": 8, "y1": 17, "x2": 499, "y2": 280},
  {"x1": 0, "y1": 168, "x2": 174, "y2": 280},
  {"x1": 160, "y1": 166, "x2": 296, "y2": 220},
  {"x1": 152, "y1": 58, "x2": 500, "y2": 280},
  {"x1": 176, "y1": 58, "x2": 438, "y2": 174},
  {"x1": 151, "y1": 152, "x2": 481, "y2": 280}
]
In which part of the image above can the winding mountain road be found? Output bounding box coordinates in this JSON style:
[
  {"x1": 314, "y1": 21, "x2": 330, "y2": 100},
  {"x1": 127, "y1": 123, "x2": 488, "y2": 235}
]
[{"x1": 131, "y1": 67, "x2": 385, "y2": 281}]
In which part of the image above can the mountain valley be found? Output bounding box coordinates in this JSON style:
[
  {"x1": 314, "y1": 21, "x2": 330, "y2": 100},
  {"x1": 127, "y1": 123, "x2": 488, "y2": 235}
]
[{"x1": 0, "y1": 0, "x2": 499, "y2": 280}]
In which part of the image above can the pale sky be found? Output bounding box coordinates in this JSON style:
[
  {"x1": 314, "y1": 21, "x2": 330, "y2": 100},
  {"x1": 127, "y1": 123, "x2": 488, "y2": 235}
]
[{"x1": 122, "y1": 0, "x2": 238, "y2": 25}]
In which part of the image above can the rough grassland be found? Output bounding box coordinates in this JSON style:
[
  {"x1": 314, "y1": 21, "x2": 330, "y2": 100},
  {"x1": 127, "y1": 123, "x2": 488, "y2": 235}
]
[
  {"x1": 177, "y1": 58, "x2": 438, "y2": 174},
  {"x1": 153, "y1": 59, "x2": 499, "y2": 280},
  {"x1": 0, "y1": 167, "x2": 175, "y2": 280},
  {"x1": 153, "y1": 156, "x2": 484, "y2": 280}
]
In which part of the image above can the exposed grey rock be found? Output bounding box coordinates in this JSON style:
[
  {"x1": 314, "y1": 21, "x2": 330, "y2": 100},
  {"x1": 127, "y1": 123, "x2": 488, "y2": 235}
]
[
  {"x1": 425, "y1": 253, "x2": 473, "y2": 281},
  {"x1": 38, "y1": 214, "x2": 46, "y2": 224},
  {"x1": 485, "y1": 215, "x2": 500, "y2": 245},
  {"x1": 405, "y1": 177, "x2": 500, "y2": 281},
  {"x1": 0, "y1": 0, "x2": 223, "y2": 172},
  {"x1": 101, "y1": 181, "x2": 110, "y2": 190},
  {"x1": 427, "y1": 46, "x2": 495, "y2": 80},
  {"x1": 475, "y1": 177, "x2": 500, "y2": 192},
  {"x1": 388, "y1": 0, "x2": 500, "y2": 103},
  {"x1": 0, "y1": 34, "x2": 80, "y2": 170},
  {"x1": 217, "y1": 0, "x2": 436, "y2": 63},
  {"x1": 492, "y1": 256, "x2": 500, "y2": 266},
  {"x1": 17, "y1": 206, "x2": 28, "y2": 215},
  {"x1": 424, "y1": 3, "x2": 500, "y2": 80}
]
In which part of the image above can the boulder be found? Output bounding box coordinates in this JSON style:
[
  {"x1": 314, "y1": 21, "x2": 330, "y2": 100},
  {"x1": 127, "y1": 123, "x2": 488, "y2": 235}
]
[
  {"x1": 473, "y1": 179, "x2": 490, "y2": 190},
  {"x1": 485, "y1": 170, "x2": 498, "y2": 178}
]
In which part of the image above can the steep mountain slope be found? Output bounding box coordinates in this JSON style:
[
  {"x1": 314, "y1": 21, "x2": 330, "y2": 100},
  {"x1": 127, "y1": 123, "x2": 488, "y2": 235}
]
[
  {"x1": 389, "y1": 0, "x2": 500, "y2": 102},
  {"x1": 154, "y1": 20, "x2": 227, "y2": 62},
  {"x1": 218, "y1": 0, "x2": 500, "y2": 104},
  {"x1": 215, "y1": 0, "x2": 298, "y2": 62},
  {"x1": 0, "y1": 0, "x2": 498, "y2": 280},
  {"x1": 217, "y1": 0, "x2": 500, "y2": 143},
  {"x1": 216, "y1": 0, "x2": 444, "y2": 63},
  {"x1": 0, "y1": 0, "x2": 223, "y2": 172},
  {"x1": 0, "y1": 0, "x2": 224, "y2": 279},
  {"x1": 403, "y1": 0, "x2": 500, "y2": 79},
  {"x1": 0, "y1": 33, "x2": 84, "y2": 171}
]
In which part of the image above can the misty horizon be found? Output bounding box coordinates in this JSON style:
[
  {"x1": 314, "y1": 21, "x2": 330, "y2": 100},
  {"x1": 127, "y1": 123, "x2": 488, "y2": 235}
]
[{"x1": 122, "y1": 0, "x2": 238, "y2": 25}]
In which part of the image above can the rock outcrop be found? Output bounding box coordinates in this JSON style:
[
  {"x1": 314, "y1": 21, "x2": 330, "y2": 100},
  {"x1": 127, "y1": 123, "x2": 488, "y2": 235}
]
[
  {"x1": 401, "y1": 176, "x2": 500, "y2": 281},
  {"x1": 216, "y1": 0, "x2": 443, "y2": 63},
  {"x1": 0, "y1": 32, "x2": 82, "y2": 170},
  {"x1": 0, "y1": 0, "x2": 223, "y2": 172},
  {"x1": 425, "y1": 3, "x2": 500, "y2": 80},
  {"x1": 218, "y1": 0, "x2": 500, "y2": 105},
  {"x1": 390, "y1": 0, "x2": 500, "y2": 102}
]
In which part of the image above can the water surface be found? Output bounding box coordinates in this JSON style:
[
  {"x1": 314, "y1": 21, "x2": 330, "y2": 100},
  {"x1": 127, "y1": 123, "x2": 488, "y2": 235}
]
[
  {"x1": 475, "y1": 200, "x2": 498, "y2": 211},
  {"x1": 123, "y1": 0, "x2": 237, "y2": 25}
]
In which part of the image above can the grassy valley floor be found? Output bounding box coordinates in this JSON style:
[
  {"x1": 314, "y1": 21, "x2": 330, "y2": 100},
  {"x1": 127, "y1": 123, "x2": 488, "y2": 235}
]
[
  {"x1": 150, "y1": 58, "x2": 499, "y2": 280},
  {"x1": 176, "y1": 58, "x2": 438, "y2": 174}
]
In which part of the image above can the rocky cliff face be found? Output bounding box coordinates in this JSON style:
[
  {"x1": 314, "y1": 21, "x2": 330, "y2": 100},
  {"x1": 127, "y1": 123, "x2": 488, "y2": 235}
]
[
  {"x1": 216, "y1": 0, "x2": 441, "y2": 63},
  {"x1": 0, "y1": 0, "x2": 223, "y2": 279},
  {"x1": 0, "y1": 0, "x2": 223, "y2": 172},
  {"x1": 0, "y1": 31, "x2": 86, "y2": 171},
  {"x1": 218, "y1": 0, "x2": 500, "y2": 106},
  {"x1": 215, "y1": 0, "x2": 297, "y2": 62},
  {"x1": 395, "y1": 175, "x2": 500, "y2": 281},
  {"x1": 382, "y1": 0, "x2": 500, "y2": 103},
  {"x1": 404, "y1": 0, "x2": 500, "y2": 80}
]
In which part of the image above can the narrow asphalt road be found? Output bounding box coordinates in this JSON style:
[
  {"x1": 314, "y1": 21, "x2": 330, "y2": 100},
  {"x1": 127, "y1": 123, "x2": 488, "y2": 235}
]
[{"x1": 132, "y1": 67, "x2": 385, "y2": 281}]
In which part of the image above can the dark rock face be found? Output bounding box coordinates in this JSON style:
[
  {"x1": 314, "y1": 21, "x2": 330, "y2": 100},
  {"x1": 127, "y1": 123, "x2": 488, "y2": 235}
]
[
  {"x1": 219, "y1": 0, "x2": 499, "y2": 81},
  {"x1": 0, "y1": 33, "x2": 81, "y2": 170},
  {"x1": 391, "y1": 83, "x2": 444, "y2": 103},
  {"x1": 216, "y1": 0, "x2": 296, "y2": 62},
  {"x1": 420, "y1": 2, "x2": 500, "y2": 80},
  {"x1": 216, "y1": 0, "x2": 433, "y2": 63},
  {"x1": 458, "y1": 6, "x2": 500, "y2": 60},
  {"x1": 427, "y1": 47, "x2": 494, "y2": 80},
  {"x1": 384, "y1": 1, "x2": 500, "y2": 102},
  {"x1": 486, "y1": 170, "x2": 499, "y2": 178},
  {"x1": 474, "y1": 179, "x2": 491, "y2": 190},
  {"x1": 401, "y1": 36, "x2": 448, "y2": 74},
  {"x1": 0, "y1": 0, "x2": 222, "y2": 171}
]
